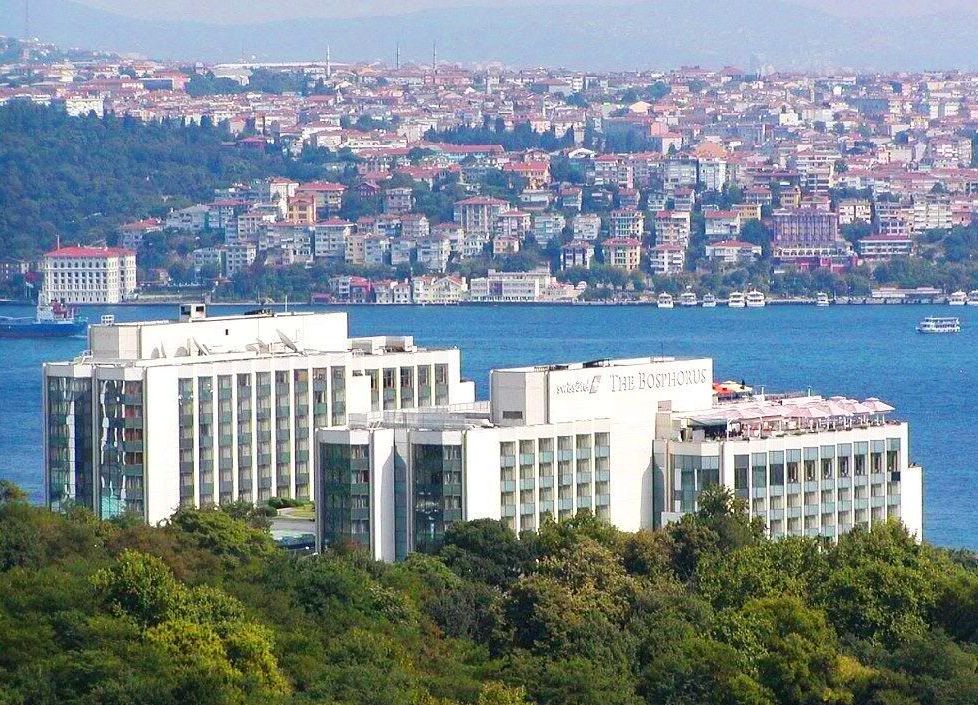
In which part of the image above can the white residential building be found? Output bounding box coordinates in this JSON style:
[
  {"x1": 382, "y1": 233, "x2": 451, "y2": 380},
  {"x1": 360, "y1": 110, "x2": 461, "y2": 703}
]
[
  {"x1": 573, "y1": 213, "x2": 602, "y2": 241},
  {"x1": 468, "y1": 268, "x2": 555, "y2": 302}
]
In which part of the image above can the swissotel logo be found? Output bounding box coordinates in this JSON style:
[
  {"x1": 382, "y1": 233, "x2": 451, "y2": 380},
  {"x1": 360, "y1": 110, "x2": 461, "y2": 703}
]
[
  {"x1": 552, "y1": 367, "x2": 710, "y2": 397},
  {"x1": 553, "y1": 375, "x2": 603, "y2": 396}
]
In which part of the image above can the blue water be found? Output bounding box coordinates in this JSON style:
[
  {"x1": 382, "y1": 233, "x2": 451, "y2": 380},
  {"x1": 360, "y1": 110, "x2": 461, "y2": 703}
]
[{"x1": 1, "y1": 302, "x2": 975, "y2": 547}]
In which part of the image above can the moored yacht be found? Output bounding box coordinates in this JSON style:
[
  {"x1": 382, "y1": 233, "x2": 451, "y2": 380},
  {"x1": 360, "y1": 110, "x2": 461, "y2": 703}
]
[
  {"x1": 679, "y1": 289, "x2": 698, "y2": 307},
  {"x1": 967, "y1": 290, "x2": 978, "y2": 306},
  {"x1": 745, "y1": 289, "x2": 766, "y2": 308},
  {"x1": 657, "y1": 292, "x2": 674, "y2": 309},
  {"x1": 949, "y1": 290, "x2": 968, "y2": 306},
  {"x1": 701, "y1": 293, "x2": 717, "y2": 308},
  {"x1": 727, "y1": 292, "x2": 746, "y2": 308},
  {"x1": 815, "y1": 292, "x2": 830, "y2": 307}
]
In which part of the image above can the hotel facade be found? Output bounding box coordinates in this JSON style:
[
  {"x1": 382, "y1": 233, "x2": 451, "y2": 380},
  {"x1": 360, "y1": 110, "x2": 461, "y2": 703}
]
[
  {"x1": 315, "y1": 355, "x2": 922, "y2": 562},
  {"x1": 43, "y1": 306, "x2": 474, "y2": 524},
  {"x1": 43, "y1": 310, "x2": 922, "y2": 558}
]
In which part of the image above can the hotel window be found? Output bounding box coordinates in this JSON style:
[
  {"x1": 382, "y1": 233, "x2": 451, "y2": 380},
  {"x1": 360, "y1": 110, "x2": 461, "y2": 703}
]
[
  {"x1": 837, "y1": 444, "x2": 851, "y2": 478},
  {"x1": 366, "y1": 369, "x2": 381, "y2": 411},
  {"x1": 854, "y1": 442, "x2": 868, "y2": 476},
  {"x1": 412, "y1": 444, "x2": 463, "y2": 552},
  {"x1": 886, "y1": 438, "x2": 901, "y2": 474},
  {"x1": 417, "y1": 366, "x2": 432, "y2": 407},
  {"x1": 734, "y1": 455, "x2": 749, "y2": 494},
  {"x1": 803, "y1": 447, "x2": 817, "y2": 482},
  {"x1": 751, "y1": 453, "x2": 767, "y2": 489},
  {"x1": 399, "y1": 367, "x2": 415, "y2": 409},
  {"x1": 820, "y1": 445, "x2": 835, "y2": 479},
  {"x1": 519, "y1": 441, "x2": 535, "y2": 482},
  {"x1": 434, "y1": 364, "x2": 449, "y2": 405},
  {"x1": 538, "y1": 438, "x2": 554, "y2": 485},
  {"x1": 768, "y1": 452, "x2": 784, "y2": 487},
  {"x1": 320, "y1": 443, "x2": 371, "y2": 550},
  {"x1": 312, "y1": 368, "x2": 328, "y2": 428},
  {"x1": 699, "y1": 456, "x2": 720, "y2": 489},
  {"x1": 870, "y1": 440, "x2": 885, "y2": 474},
  {"x1": 330, "y1": 367, "x2": 346, "y2": 425},
  {"x1": 786, "y1": 449, "x2": 801, "y2": 484},
  {"x1": 382, "y1": 368, "x2": 397, "y2": 410}
]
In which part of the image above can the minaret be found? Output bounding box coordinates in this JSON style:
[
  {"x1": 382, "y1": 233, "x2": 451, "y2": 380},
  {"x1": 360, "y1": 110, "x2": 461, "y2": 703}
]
[
  {"x1": 326, "y1": 44, "x2": 332, "y2": 79},
  {"x1": 432, "y1": 41, "x2": 437, "y2": 76},
  {"x1": 395, "y1": 41, "x2": 400, "y2": 70}
]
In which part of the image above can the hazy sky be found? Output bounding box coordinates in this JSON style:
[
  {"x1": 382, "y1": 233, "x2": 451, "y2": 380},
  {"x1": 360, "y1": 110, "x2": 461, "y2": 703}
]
[{"x1": 70, "y1": 0, "x2": 978, "y2": 24}]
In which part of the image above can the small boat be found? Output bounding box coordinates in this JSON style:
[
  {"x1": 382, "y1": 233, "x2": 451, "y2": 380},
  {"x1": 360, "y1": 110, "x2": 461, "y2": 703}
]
[
  {"x1": 0, "y1": 291, "x2": 88, "y2": 338},
  {"x1": 916, "y1": 316, "x2": 960, "y2": 334},
  {"x1": 967, "y1": 290, "x2": 978, "y2": 306},
  {"x1": 727, "y1": 291, "x2": 746, "y2": 308},
  {"x1": 657, "y1": 292, "x2": 674, "y2": 309},
  {"x1": 815, "y1": 292, "x2": 830, "y2": 307},
  {"x1": 701, "y1": 293, "x2": 717, "y2": 308},
  {"x1": 745, "y1": 289, "x2": 766, "y2": 308},
  {"x1": 678, "y1": 289, "x2": 698, "y2": 307},
  {"x1": 949, "y1": 290, "x2": 968, "y2": 306}
]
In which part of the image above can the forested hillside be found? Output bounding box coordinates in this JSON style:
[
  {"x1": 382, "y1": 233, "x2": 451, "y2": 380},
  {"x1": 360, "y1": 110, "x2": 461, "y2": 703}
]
[
  {"x1": 2, "y1": 481, "x2": 978, "y2": 705},
  {"x1": 0, "y1": 101, "x2": 285, "y2": 259}
]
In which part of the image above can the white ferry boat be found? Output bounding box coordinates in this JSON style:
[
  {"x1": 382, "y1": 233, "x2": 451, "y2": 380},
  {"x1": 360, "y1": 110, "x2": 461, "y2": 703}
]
[
  {"x1": 949, "y1": 290, "x2": 968, "y2": 306},
  {"x1": 657, "y1": 292, "x2": 674, "y2": 309},
  {"x1": 967, "y1": 290, "x2": 978, "y2": 306},
  {"x1": 745, "y1": 289, "x2": 766, "y2": 308},
  {"x1": 815, "y1": 292, "x2": 830, "y2": 307},
  {"x1": 678, "y1": 289, "x2": 698, "y2": 307},
  {"x1": 727, "y1": 292, "x2": 746, "y2": 308},
  {"x1": 916, "y1": 316, "x2": 961, "y2": 334},
  {"x1": 702, "y1": 293, "x2": 717, "y2": 308}
]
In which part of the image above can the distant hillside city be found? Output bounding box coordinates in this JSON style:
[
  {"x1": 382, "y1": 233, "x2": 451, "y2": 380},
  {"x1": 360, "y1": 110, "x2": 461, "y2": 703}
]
[{"x1": 3, "y1": 36, "x2": 978, "y2": 304}]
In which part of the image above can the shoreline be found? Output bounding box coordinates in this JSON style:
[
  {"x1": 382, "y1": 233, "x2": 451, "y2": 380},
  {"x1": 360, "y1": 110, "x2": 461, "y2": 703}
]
[{"x1": 0, "y1": 298, "x2": 972, "y2": 307}]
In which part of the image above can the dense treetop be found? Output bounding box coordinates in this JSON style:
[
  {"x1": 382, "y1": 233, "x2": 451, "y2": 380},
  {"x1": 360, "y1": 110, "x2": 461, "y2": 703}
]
[
  {"x1": 0, "y1": 101, "x2": 301, "y2": 260},
  {"x1": 2, "y1": 480, "x2": 978, "y2": 705}
]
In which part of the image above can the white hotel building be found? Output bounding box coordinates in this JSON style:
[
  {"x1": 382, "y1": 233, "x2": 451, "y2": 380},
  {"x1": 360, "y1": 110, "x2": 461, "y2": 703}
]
[
  {"x1": 43, "y1": 246, "x2": 137, "y2": 304},
  {"x1": 43, "y1": 309, "x2": 922, "y2": 557},
  {"x1": 316, "y1": 356, "x2": 922, "y2": 562},
  {"x1": 43, "y1": 307, "x2": 474, "y2": 524}
]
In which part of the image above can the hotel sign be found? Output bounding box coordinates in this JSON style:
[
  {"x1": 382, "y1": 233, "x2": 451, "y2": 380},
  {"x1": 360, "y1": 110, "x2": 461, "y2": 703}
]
[
  {"x1": 553, "y1": 367, "x2": 709, "y2": 396},
  {"x1": 546, "y1": 359, "x2": 714, "y2": 421}
]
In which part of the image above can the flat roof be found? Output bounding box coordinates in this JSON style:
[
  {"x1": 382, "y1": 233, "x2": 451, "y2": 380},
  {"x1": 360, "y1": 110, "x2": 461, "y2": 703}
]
[
  {"x1": 98, "y1": 309, "x2": 325, "y2": 329},
  {"x1": 496, "y1": 355, "x2": 704, "y2": 373}
]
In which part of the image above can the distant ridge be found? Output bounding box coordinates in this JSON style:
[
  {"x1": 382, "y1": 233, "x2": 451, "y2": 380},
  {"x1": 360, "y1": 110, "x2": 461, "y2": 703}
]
[{"x1": 4, "y1": 0, "x2": 978, "y2": 70}]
